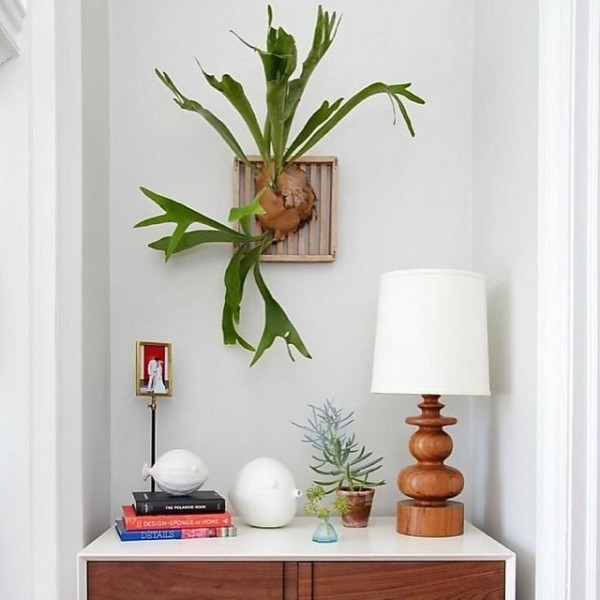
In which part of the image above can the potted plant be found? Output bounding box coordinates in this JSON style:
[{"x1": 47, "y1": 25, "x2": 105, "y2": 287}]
[
  {"x1": 304, "y1": 484, "x2": 349, "y2": 543},
  {"x1": 135, "y1": 5, "x2": 424, "y2": 365},
  {"x1": 293, "y1": 399, "x2": 385, "y2": 527}
]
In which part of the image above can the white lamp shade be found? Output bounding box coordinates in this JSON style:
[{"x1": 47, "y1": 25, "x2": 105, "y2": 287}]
[{"x1": 371, "y1": 269, "x2": 490, "y2": 396}]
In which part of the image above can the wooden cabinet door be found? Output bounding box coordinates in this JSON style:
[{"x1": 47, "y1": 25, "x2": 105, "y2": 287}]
[
  {"x1": 87, "y1": 561, "x2": 283, "y2": 600},
  {"x1": 311, "y1": 561, "x2": 505, "y2": 600}
]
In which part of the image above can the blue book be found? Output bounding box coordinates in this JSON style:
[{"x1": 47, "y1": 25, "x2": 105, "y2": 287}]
[{"x1": 114, "y1": 519, "x2": 237, "y2": 541}]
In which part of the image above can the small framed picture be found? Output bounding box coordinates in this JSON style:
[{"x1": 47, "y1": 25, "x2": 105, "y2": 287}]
[{"x1": 136, "y1": 341, "x2": 173, "y2": 397}]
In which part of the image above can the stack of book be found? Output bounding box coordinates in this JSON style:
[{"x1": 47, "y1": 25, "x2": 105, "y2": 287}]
[{"x1": 115, "y1": 490, "x2": 237, "y2": 541}]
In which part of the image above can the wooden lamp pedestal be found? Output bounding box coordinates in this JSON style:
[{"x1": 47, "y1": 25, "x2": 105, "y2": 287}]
[{"x1": 397, "y1": 394, "x2": 464, "y2": 537}]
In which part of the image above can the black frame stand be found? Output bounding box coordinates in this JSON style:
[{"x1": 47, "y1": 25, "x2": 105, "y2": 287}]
[{"x1": 148, "y1": 392, "x2": 157, "y2": 492}]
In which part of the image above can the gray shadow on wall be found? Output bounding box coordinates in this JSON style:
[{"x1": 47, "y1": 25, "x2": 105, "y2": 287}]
[
  {"x1": 487, "y1": 280, "x2": 512, "y2": 397},
  {"x1": 469, "y1": 280, "x2": 538, "y2": 598},
  {"x1": 469, "y1": 280, "x2": 511, "y2": 531}
]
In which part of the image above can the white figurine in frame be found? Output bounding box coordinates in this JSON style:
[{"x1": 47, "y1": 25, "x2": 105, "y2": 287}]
[{"x1": 136, "y1": 341, "x2": 172, "y2": 396}]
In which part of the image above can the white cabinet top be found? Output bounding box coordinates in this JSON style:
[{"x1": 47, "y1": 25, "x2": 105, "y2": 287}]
[{"x1": 78, "y1": 517, "x2": 514, "y2": 563}]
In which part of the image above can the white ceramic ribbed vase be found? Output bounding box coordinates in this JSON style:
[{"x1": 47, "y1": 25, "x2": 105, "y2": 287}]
[{"x1": 142, "y1": 449, "x2": 209, "y2": 495}]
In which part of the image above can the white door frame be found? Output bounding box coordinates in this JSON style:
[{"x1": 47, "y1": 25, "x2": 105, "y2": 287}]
[
  {"x1": 28, "y1": 0, "x2": 85, "y2": 598},
  {"x1": 536, "y1": 0, "x2": 599, "y2": 598},
  {"x1": 28, "y1": 0, "x2": 60, "y2": 598}
]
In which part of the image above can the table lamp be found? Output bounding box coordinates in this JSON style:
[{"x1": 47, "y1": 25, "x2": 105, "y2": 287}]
[{"x1": 371, "y1": 269, "x2": 490, "y2": 537}]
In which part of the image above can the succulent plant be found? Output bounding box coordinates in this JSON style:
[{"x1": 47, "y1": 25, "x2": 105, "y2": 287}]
[
  {"x1": 293, "y1": 399, "x2": 385, "y2": 493},
  {"x1": 136, "y1": 5, "x2": 424, "y2": 365}
]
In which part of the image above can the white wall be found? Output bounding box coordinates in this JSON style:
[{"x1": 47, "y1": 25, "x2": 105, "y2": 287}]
[
  {"x1": 0, "y1": 2, "x2": 546, "y2": 598},
  {"x1": 81, "y1": 0, "x2": 111, "y2": 545},
  {"x1": 0, "y1": 16, "x2": 33, "y2": 600},
  {"x1": 471, "y1": 1, "x2": 539, "y2": 598},
  {"x1": 108, "y1": 0, "x2": 476, "y2": 519}
]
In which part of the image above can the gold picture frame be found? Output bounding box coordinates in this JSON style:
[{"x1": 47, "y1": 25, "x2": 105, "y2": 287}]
[
  {"x1": 234, "y1": 156, "x2": 338, "y2": 262},
  {"x1": 135, "y1": 341, "x2": 173, "y2": 397}
]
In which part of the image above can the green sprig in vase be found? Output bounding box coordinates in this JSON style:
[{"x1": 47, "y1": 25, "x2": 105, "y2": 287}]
[{"x1": 304, "y1": 484, "x2": 349, "y2": 544}]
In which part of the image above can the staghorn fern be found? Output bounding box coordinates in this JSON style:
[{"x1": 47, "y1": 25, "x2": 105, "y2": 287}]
[{"x1": 135, "y1": 5, "x2": 424, "y2": 365}]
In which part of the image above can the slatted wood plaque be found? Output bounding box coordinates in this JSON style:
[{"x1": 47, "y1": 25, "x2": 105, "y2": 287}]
[{"x1": 234, "y1": 156, "x2": 338, "y2": 262}]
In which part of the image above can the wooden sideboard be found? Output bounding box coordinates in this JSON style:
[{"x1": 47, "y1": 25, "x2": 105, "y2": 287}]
[{"x1": 78, "y1": 517, "x2": 515, "y2": 600}]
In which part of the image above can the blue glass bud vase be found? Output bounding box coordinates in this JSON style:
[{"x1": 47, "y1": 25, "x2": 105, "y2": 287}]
[{"x1": 312, "y1": 517, "x2": 338, "y2": 543}]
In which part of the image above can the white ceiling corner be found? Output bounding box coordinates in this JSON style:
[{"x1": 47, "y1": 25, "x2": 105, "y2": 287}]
[{"x1": 0, "y1": 0, "x2": 26, "y2": 66}]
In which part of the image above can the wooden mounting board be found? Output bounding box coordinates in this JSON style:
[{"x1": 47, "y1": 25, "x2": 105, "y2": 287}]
[{"x1": 234, "y1": 156, "x2": 338, "y2": 262}]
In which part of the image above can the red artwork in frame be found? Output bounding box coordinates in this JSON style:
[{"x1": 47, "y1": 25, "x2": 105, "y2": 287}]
[{"x1": 136, "y1": 341, "x2": 172, "y2": 396}]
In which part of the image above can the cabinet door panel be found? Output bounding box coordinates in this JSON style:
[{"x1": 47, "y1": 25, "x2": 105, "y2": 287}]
[
  {"x1": 87, "y1": 561, "x2": 283, "y2": 600},
  {"x1": 312, "y1": 561, "x2": 505, "y2": 600}
]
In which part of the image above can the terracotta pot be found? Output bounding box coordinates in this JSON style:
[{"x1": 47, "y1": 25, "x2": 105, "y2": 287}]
[{"x1": 336, "y1": 488, "x2": 375, "y2": 528}]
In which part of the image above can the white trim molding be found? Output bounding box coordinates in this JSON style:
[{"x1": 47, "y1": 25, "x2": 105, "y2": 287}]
[
  {"x1": 536, "y1": 1, "x2": 574, "y2": 595},
  {"x1": 537, "y1": 0, "x2": 600, "y2": 598},
  {"x1": 29, "y1": 1, "x2": 59, "y2": 598},
  {"x1": 581, "y1": 3, "x2": 599, "y2": 597},
  {"x1": 0, "y1": 0, "x2": 26, "y2": 65}
]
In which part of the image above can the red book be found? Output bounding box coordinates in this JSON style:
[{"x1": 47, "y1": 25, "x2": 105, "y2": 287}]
[
  {"x1": 121, "y1": 505, "x2": 233, "y2": 530},
  {"x1": 115, "y1": 519, "x2": 237, "y2": 541}
]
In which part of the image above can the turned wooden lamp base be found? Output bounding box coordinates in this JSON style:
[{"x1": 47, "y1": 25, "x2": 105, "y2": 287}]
[
  {"x1": 397, "y1": 394, "x2": 465, "y2": 537},
  {"x1": 397, "y1": 500, "x2": 464, "y2": 537}
]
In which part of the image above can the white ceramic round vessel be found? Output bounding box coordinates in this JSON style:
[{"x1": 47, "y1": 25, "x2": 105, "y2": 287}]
[
  {"x1": 229, "y1": 457, "x2": 301, "y2": 528},
  {"x1": 142, "y1": 449, "x2": 209, "y2": 495}
]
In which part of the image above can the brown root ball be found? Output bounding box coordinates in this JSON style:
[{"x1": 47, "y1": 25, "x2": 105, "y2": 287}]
[{"x1": 254, "y1": 163, "x2": 317, "y2": 242}]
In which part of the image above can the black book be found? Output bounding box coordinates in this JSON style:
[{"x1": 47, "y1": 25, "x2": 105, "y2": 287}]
[{"x1": 132, "y1": 490, "x2": 226, "y2": 515}]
